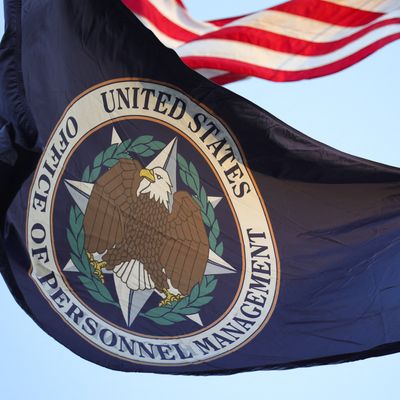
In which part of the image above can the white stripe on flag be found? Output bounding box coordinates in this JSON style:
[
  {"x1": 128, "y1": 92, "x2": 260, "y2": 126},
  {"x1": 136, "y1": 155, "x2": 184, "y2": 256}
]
[
  {"x1": 194, "y1": 68, "x2": 229, "y2": 79},
  {"x1": 136, "y1": 15, "x2": 185, "y2": 48},
  {"x1": 147, "y1": 0, "x2": 216, "y2": 35}
]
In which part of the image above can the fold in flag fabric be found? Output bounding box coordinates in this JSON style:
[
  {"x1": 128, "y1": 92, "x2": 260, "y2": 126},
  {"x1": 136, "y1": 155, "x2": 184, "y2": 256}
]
[
  {"x1": 124, "y1": 0, "x2": 400, "y2": 84},
  {"x1": 1, "y1": 0, "x2": 400, "y2": 375}
]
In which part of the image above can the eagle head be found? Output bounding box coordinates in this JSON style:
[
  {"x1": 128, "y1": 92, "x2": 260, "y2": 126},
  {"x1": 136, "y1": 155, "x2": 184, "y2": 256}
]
[{"x1": 137, "y1": 167, "x2": 172, "y2": 209}]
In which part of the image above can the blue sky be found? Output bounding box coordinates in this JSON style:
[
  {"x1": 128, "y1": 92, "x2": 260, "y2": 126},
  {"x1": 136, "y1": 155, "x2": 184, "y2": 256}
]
[{"x1": 1, "y1": 1, "x2": 400, "y2": 399}]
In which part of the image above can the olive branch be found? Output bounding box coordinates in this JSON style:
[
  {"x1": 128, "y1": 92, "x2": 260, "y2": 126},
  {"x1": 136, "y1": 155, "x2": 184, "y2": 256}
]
[
  {"x1": 67, "y1": 205, "x2": 118, "y2": 306},
  {"x1": 140, "y1": 275, "x2": 217, "y2": 325},
  {"x1": 177, "y1": 154, "x2": 223, "y2": 257},
  {"x1": 81, "y1": 135, "x2": 165, "y2": 183}
]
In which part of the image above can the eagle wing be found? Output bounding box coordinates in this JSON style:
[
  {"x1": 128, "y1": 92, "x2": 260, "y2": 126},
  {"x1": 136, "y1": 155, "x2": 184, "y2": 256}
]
[
  {"x1": 160, "y1": 191, "x2": 209, "y2": 295},
  {"x1": 84, "y1": 158, "x2": 143, "y2": 254}
]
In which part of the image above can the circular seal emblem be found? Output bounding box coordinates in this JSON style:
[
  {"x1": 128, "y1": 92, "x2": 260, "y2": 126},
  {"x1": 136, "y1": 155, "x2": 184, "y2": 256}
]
[{"x1": 27, "y1": 79, "x2": 279, "y2": 366}]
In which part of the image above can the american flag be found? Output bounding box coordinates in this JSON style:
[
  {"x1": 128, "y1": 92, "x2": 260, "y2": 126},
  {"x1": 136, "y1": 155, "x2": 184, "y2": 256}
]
[{"x1": 122, "y1": 0, "x2": 400, "y2": 84}]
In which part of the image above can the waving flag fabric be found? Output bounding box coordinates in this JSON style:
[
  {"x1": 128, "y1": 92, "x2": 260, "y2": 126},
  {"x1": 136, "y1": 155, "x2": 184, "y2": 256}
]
[
  {"x1": 123, "y1": 0, "x2": 400, "y2": 84},
  {"x1": 2, "y1": 0, "x2": 400, "y2": 375}
]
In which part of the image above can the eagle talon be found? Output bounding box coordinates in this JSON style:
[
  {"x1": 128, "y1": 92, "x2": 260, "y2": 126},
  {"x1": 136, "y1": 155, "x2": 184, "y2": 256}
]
[
  {"x1": 86, "y1": 251, "x2": 106, "y2": 283},
  {"x1": 159, "y1": 289, "x2": 185, "y2": 307}
]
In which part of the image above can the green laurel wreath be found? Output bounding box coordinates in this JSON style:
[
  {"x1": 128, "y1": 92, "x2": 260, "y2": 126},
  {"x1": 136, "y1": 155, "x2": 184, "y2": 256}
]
[
  {"x1": 67, "y1": 205, "x2": 118, "y2": 306},
  {"x1": 140, "y1": 275, "x2": 217, "y2": 326},
  {"x1": 177, "y1": 154, "x2": 223, "y2": 257},
  {"x1": 67, "y1": 135, "x2": 223, "y2": 321}
]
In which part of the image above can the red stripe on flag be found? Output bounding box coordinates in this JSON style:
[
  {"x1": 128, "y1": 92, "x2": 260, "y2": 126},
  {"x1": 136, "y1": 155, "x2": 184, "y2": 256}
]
[
  {"x1": 272, "y1": 0, "x2": 384, "y2": 27},
  {"x1": 208, "y1": 14, "x2": 249, "y2": 27},
  {"x1": 121, "y1": 0, "x2": 198, "y2": 41},
  {"x1": 190, "y1": 19, "x2": 400, "y2": 56},
  {"x1": 175, "y1": 0, "x2": 186, "y2": 9},
  {"x1": 183, "y1": 32, "x2": 400, "y2": 81},
  {"x1": 211, "y1": 72, "x2": 248, "y2": 85}
]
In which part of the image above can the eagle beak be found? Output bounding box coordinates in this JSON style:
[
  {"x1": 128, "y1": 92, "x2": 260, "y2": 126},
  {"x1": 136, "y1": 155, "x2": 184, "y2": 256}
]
[{"x1": 140, "y1": 168, "x2": 155, "y2": 183}]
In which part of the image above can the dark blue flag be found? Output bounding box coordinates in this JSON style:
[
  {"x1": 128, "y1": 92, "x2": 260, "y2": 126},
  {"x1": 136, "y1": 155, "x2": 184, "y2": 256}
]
[{"x1": 1, "y1": 0, "x2": 400, "y2": 375}]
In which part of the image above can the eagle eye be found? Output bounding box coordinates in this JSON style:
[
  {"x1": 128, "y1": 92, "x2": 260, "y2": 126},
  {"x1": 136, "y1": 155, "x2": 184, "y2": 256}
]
[{"x1": 156, "y1": 174, "x2": 162, "y2": 180}]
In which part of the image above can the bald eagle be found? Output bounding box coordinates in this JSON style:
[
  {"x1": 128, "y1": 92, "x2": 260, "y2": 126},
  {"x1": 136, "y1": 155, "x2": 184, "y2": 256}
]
[{"x1": 83, "y1": 158, "x2": 209, "y2": 303}]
